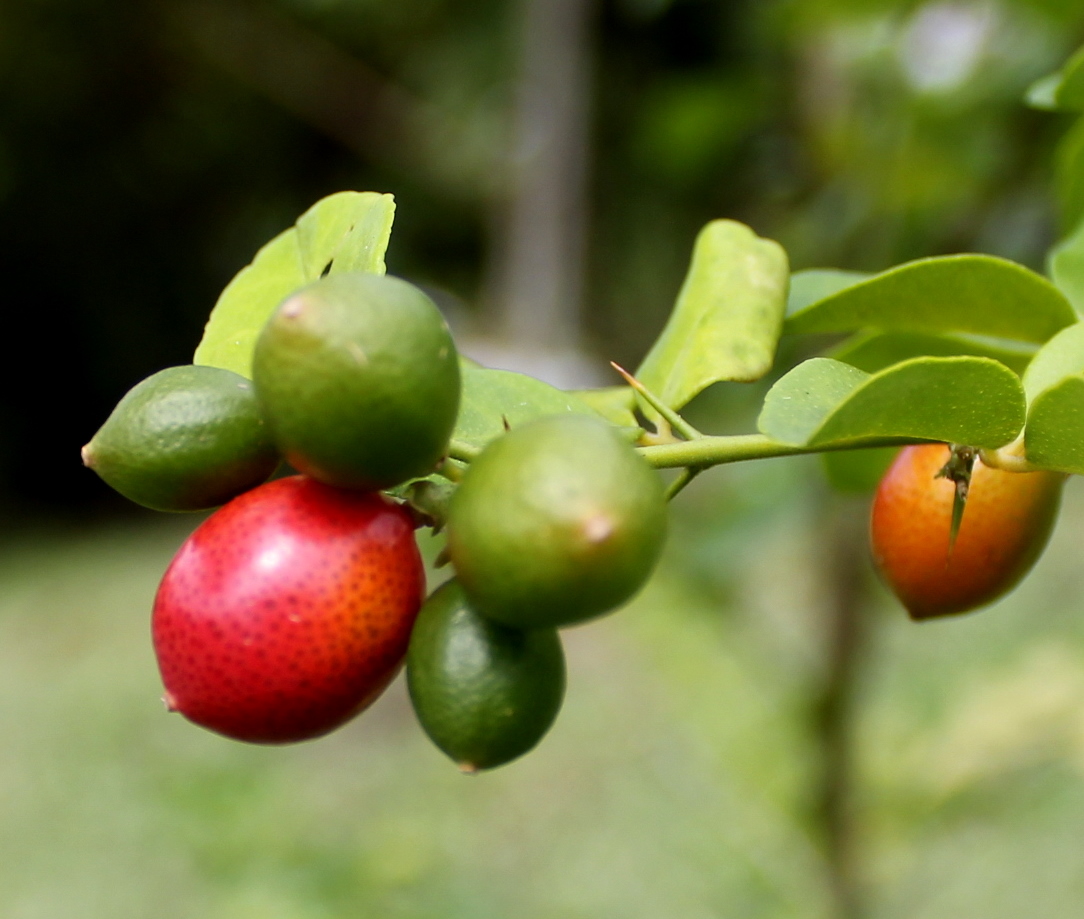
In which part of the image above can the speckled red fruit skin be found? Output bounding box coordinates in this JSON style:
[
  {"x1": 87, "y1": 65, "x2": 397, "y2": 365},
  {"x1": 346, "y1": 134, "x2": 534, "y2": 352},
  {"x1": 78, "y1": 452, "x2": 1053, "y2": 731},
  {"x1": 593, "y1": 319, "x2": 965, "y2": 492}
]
[
  {"x1": 152, "y1": 475, "x2": 425, "y2": 743},
  {"x1": 870, "y1": 444, "x2": 1063, "y2": 620}
]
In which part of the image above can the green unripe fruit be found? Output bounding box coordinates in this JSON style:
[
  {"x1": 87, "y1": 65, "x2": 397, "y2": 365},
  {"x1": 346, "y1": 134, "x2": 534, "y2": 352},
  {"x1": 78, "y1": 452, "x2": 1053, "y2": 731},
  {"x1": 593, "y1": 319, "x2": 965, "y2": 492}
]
[
  {"x1": 407, "y1": 580, "x2": 565, "y2": 772},
  {"x1": 447, "y1": 414, "x2": 667, "y2": 629},
  {"x1": 252, "y1": 272, "x2": 460, "y2": 490},
  {"x1": 82, "y1": 365, "x2": 279, "y2": 512}
]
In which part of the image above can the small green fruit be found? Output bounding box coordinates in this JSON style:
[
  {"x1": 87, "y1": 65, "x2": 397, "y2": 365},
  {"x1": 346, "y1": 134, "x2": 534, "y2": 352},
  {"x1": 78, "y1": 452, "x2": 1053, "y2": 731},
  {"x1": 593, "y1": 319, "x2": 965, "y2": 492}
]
[
  {"x1": 447, "y1": 413, "x2": 667, "y2": 629},
  {"x1": 82, "y1": 365, "x2": 279, "y2": 512},
  {"x1": 252, "y1": 272, "x2": 460, "y2": 490},
  {"x1": 407, "y1": 580, "x2": 565, "y2": 772}
]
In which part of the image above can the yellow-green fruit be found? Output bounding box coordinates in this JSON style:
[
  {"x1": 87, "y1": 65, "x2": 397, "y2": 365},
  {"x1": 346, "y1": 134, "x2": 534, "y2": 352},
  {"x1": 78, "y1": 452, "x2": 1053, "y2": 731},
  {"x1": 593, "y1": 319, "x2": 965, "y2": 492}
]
[
  {"x1": 447, "y1": 414, "x2": 667, "y2": 629},
  {"x1": 407, "y1": 580, "x2": 565, "y2": 772},
  {"x1": 252, "y1": 272, "x2": 460, "y2": 490},
  {"x1": 82, "y1": 365, "x2": 279, "y2": 512}
]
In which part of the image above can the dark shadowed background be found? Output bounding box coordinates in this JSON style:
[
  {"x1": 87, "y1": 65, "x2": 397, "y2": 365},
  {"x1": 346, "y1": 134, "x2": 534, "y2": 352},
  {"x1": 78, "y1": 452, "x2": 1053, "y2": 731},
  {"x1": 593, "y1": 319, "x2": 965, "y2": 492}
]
[{"x1": 5, "y1": 0, "x2": 1081, "y2": 515}]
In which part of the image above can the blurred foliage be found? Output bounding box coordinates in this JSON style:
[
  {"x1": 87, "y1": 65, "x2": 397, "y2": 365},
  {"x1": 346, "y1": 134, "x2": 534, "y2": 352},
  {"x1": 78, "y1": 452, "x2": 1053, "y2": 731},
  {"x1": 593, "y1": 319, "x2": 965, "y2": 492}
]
[{"x1": 1, "y1": 0, "x2": 1083, "y2": 512}]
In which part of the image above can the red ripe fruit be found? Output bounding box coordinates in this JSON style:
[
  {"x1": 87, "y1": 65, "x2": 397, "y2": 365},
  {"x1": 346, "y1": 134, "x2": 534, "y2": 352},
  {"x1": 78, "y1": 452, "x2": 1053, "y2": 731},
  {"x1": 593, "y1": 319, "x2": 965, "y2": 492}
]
[
  {"x1": 152, "y1": 475, "x2": 425, "y2": 743},
  {"x1": 870, "y1": 444, "x2": 1064, "y2": 620}
]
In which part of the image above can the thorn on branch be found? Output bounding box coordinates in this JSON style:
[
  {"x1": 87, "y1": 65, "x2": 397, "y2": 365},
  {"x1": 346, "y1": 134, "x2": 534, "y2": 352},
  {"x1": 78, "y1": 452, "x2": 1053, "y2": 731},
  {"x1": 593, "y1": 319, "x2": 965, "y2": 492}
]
[{"x1": 609, "y1": 362, "x2": 704, "y2": 442}]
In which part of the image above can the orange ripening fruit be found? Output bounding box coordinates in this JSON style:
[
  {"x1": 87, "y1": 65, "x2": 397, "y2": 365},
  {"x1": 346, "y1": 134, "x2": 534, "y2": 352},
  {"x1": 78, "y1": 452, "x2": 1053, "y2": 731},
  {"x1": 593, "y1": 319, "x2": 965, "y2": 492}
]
[
  {"x1": 153, "y1": 476, "x2": 425, "y2": 743},
  {"x1": 870, "y1": 444, "x2": 1064, "y2": 620}
]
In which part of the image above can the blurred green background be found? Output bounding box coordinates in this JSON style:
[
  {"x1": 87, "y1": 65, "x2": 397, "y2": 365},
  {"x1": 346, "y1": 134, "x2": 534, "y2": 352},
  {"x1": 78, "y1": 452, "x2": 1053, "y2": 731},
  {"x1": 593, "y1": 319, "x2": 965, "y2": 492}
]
[{"x1": 4, "y1": 0, "x2": 1084, "y2": 915}]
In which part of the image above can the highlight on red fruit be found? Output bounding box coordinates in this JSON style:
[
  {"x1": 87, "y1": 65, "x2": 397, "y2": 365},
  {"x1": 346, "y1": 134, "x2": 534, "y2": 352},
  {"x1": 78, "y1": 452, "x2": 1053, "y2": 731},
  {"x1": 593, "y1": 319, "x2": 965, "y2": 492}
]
[
  {"x1": 152, "y1": 475, "x2": 425, "y2": 743},
  {"x1": 869, "y1": 444, "x2": 1064, "y2": 621}
]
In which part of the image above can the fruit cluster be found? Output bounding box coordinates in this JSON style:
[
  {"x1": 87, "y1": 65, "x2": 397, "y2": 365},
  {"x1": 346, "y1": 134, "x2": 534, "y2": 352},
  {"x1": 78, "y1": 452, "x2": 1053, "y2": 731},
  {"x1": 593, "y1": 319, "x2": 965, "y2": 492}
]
[
  {"x1": 84, "y1": 271, "x2": 667, "y2": 770},
  {"x1": 84, "y1": 250, "x2": 1066, "y2": 768}
]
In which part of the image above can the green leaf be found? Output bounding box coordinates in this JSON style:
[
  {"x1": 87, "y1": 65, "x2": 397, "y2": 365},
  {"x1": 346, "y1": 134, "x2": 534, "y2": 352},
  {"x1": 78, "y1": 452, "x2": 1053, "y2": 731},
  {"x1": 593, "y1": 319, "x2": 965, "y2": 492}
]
[
  {"x1": 830, "y1": 330, "x2": 1035, "y2": 376},
  {"x1": 1021, "y1": 322, "x2": 1084, "y2": 402},
  {"x1": 757, "y1": 356, "x2": 1025, "y2": 449},
  {"x1": 1055, "y1": 117, "x2": 1084, "y2": 234},
  {"x1": 1026, "y1": 45, "x2": 1084, "y2": 112},
  {"x1": 454, "y1": 366, "x2": 601, "y2": 450},
  {"x1": 821, "y1": 447, "x2": 898, "y2": 494},
  {"x1": 193, "y1": 191, "x2": 395, "y2": 378},
  {"x1": 1021, "y1": 322, "x2": 1084, "y2": 473},
  {"x1": 757, "y1": 358, "x2": 868, "y2": 443},
  {"x1": 1049, "y1": 219, "x2": 1084, "y2": 316},
  {"x1": 786, "y1": 269, "x2": 869, "y2": 316},
  {"x1": 784, "y1": 255, "x2": 1075, "y2": 344},
  {"x1": 571, "y1": 386, "x2": 639, "y2": 427},
  {"x1": 296, "y1": 191, "x2": 395, "y2": 276},
  {"x1": 1025, "y1": 74, "x2": 1060, "y2": 110},
  {"x1": 635, "y1": 220, "x2": 789, "y2": 407},
  {"x1": 1025, "y1": 379, "x2": 1084, "y2": 473}
]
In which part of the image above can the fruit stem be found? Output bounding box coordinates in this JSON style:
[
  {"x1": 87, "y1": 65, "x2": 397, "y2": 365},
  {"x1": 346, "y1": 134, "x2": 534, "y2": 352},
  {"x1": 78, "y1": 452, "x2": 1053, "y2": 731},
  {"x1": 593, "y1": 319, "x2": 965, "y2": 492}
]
[
  {"x1": 935, "y1": 445, "x2": 977, "y2": 553},
  {"x1": 446, "y1": 440, "x2": 481, "y2": 463},
  {"x1": 435, "y1": 458, "x2": 466, "y2": 483},
  {"x1": 637, "y1": 434, "x2": 928, "y2": 470},
  {"x1": 977, "y1": 436, "x2": 1037, "y2": 474}
]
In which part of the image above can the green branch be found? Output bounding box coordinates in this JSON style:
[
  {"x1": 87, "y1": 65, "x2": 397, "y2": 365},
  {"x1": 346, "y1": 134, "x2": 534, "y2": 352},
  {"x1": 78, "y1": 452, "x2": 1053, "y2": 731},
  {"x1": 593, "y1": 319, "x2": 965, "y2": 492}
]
[
  {"x1": 610, "y1": 362, "x2": 704, "y2": 442},
  {"x1": 638, "y1": 433, "x2": 929, "y2": 470},
  {"x1": 663, "y1": 467, "x2": 701, "y2": 501}
]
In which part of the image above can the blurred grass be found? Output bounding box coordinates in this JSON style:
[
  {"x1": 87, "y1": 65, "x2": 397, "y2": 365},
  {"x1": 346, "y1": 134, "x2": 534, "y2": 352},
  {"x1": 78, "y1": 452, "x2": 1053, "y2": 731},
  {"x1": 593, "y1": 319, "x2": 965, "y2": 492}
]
[{"x1": 5, "y1": 471, "x2": 1084, "y2": 917}]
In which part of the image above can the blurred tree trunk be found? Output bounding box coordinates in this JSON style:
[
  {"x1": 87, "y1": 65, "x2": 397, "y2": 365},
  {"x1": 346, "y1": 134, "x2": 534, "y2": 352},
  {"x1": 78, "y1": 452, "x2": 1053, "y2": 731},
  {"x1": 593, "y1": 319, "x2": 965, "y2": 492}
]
[
  {"x1": 816, "y1": 496, "x2": 870, "y2": 919},
  {"x1": 490, "y1": 0, "x2": 597, "y2": 355}
]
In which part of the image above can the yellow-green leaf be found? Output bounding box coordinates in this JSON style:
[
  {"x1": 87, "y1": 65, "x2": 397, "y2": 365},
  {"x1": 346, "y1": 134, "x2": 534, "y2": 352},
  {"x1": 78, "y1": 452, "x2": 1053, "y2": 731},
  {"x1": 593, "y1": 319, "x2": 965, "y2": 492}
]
[
  {"x1": 194, "y1": 191, "x2": 395, "y2": 378},
  {"x1": 454, "y1": 367, "x2": 601, "y2": 450},
  {"x1": 571, "y1": 386, "x2": 639, "y2": 428},
  {"x1": 635, "y1": 220, "x2": 789, "y2": 408}
]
